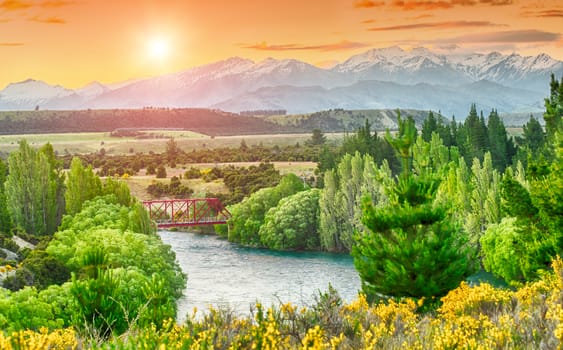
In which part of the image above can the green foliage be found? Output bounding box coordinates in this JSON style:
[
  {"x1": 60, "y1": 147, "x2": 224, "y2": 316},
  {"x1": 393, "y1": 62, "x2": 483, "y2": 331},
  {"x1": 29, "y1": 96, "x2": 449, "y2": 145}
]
[
  {"x1": 385, "y1": 112, "x2": 417, "y2": 177},
  {"x1": 308, "y1": 128, "x2": 326, "y2": 145},
  {"x1": 102, "y1": 177, "x2": 132, "y2": 207},
  {"x1": 0, "y1": 158, "x2": 12, "y2": 234},
  {"x1": 259, "y1": 189, "x2": 321, "y2": 250},
  {"x1": 44, "y1": 196, "x2": 184, "y2": 336},
  {"x1": 354, "y1": 175, "x2": 473, "y2": 299},
  {"x1": 184, "y1": 166, "x2": 202, "y2": 179},
  {"x1": 222, "y1": 162, "x2": 281, "y2": 204},
  {"x1": 319, "y1": 152, "x2": 390, "y2": 252},
  {"x1": 146, "y1": 176, "x2": 193, "y2": 198},
  {"x1": 353, "y1": 120, "x2": 473, "y2": 299},
  {"x1": 487, "y1": 109, "x2": 515, "y2": 171},
  {"x1": 463, "y1": 153, "x2": 501, "y2": 247},
  {"x1": 156, "y1": 165, "x2": 167, "y2": 178},
  {"x1": 71, "y1": 267, "x2": 126, "y2": 337},
  {"x1": 480, "y1": 76, "x2": 563, "y2": 284},
  {"x1": 65, "y1": 157, "x2": 103, "y2": 216},
  {"x1": 165, "y1": 137, "x2": 180, "y2": 165},
  {"x1": 544, "y1": 74, "x2": 563, "y2": 141},
  {"x1": 227, "y1": 173, "x2": 305, "y2": 246},
  {"x1": 480, "y1": 218, "x2": 554, "y2": 283},
  {"x1": 420, "y1": 111, "x2": 453, "y2": 146},
  {"x1": 340, "y1": 118, "x2": 399, "y2": 173},
  {"x1": 4, "y1": 140, "x2": 63, "y2": 236},
  {"x1": 0, "y1": 284, "x2": 74, "y2": 332},
  {"x1": 4, "y1": 250, "x2": 70, "y2": 291}
]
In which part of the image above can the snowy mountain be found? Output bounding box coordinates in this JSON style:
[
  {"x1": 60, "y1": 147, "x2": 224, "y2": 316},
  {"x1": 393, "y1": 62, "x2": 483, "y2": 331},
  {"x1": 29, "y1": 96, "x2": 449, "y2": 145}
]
[
  {"x1": 1, "y1": 47, "x2": 561, "y2": 117},
  {"x1": 333, "y1": 46, "x2": 563, "y2": 91},
  {"x1": 0, "y1": 79, "x2": 76, "y2": 110}
]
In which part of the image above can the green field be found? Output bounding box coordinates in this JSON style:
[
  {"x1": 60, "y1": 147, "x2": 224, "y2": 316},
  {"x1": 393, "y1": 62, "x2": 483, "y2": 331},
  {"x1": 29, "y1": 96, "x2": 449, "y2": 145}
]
[{"x1": 0, "y1": 131, "x2": 344, "y2": 156}]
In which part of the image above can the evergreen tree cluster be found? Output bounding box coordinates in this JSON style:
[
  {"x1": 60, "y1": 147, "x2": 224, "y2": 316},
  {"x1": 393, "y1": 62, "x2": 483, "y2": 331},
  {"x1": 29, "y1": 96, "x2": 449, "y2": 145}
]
[{"x1": 421, "y1": 105, "x2": 517, "y2": 171}]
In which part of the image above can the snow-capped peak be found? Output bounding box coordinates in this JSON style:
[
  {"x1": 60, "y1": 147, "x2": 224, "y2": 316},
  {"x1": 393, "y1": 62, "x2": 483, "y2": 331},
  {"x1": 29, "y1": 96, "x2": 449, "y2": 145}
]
[
  {"x1": 0, "y1": 79, "x2": 74, "y2": 100},
  {"x1": 75, "y1": 81, "x2": 110, "y2": 97}
]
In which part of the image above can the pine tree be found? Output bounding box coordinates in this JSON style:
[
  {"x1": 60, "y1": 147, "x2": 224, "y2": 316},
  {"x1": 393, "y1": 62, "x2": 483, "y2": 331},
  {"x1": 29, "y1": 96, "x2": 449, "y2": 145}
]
[
  {"x1": 421, "y1": 111, "x2": 438, "y2": 142},
  {"x1": 462, "y1": 104, "x2": 489, "y2": 162},
  {"x1": 487, "y1": 109, "x2": 513, "y2": 171},
  {"x1": 353, "y1": 116, "x2": 473, "y2": 299},
  {"x1": 521, "y1": 115, "x2": 545, "y2": 154},
  {"x1": 544, "y1": 74, "x2": 563, "y2": 141}
]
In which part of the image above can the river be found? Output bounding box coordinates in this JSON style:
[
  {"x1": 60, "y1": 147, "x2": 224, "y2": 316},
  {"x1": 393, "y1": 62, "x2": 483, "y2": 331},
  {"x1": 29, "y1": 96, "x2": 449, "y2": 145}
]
[{"x1": 158, "y1": 230, "x2": 361, "y2": 321}]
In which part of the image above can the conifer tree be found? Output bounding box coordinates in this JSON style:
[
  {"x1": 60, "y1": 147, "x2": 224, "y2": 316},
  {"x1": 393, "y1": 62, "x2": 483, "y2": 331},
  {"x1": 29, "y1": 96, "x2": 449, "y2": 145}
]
[
  {"x1": 544, "y1": 74, "x2": 563, "y2": 141},
  {"x1": 520, "y1": 115, "x2": 545, "y2": 154},
  {"x1": 353, "y1": 114, "x2": 473, "y2": 299},
  {"x1": 421, "y1": 111, "x2": 438, "y2": 142},
  {"x1": 487, "y1": 109, "x2": 514, "y2": 171}
]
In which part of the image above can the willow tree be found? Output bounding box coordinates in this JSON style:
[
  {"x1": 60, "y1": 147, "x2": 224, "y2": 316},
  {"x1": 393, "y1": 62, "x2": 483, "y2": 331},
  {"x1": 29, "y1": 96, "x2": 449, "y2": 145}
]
[{"x1": 353, "y1": 114, "x2": 474, "y2": 299}]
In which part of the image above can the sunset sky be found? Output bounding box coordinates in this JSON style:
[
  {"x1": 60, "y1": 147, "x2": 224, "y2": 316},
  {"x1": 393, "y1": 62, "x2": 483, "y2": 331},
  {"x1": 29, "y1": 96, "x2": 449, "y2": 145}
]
[{"x1": 1, "y1": 0, "x2": 562, "y2": 89}]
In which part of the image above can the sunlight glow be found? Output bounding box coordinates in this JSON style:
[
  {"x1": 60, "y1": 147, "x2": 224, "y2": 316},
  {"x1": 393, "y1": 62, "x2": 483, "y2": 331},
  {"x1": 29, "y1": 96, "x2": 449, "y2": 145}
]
[{"x1": 148, "y1": 37, "x2": 170, "y2": 60}]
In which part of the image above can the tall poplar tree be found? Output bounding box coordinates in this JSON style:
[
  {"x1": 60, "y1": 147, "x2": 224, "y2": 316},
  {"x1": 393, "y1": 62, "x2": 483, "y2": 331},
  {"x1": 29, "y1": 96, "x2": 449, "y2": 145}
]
[
  {"x1": 5, "y1": 141, "x2": 64, "y2": 236},
  {"x1": 0, "y1": 158, "x2": 12, "y2": 234},
  {"x1": 65, "y1": 157, "x2": 103, "y2": 216}
]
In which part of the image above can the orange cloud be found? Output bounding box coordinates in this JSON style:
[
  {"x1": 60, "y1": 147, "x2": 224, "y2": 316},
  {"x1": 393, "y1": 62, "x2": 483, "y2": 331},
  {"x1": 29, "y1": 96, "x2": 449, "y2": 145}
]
[
  {"x1": 479, "y1": 0, "x2": 512, "y2": 5},
  {"x1": 28, "y1": 15, "x2": 65, "y2": 24},
  {"x1": 39, "y1": 0, "x2": 75, "y2": 7},
  {"x1": 0, "y1": 42, "x2": 23, "y2": 46},
  {"x1": 368, "y1": 20, "x2": 501, "y2": 31},
  {"x1": 392, "y1": 0, "x2": 512, "y2": 10},
  {"x1": 241, "y1": 40, "x2": 369, "y2": 52},
  {"x1": 392, "y1": 1, "x2": 453, "y2": 10},
  {"x1": 522, "y1": 9, "x2": 563, "y2": 18},
  {"x1": 362, "y1": 19, "x2": 376, "y2": 24},
  {"x1": 354, "y1": 0, "x2": 385, "y2": 8},
  {"x1": 0, "y1": 0, "x2": 32, "y2": 11},
  {"x1": 436, "y1": 30, "x2": 561, "y2": 43}
]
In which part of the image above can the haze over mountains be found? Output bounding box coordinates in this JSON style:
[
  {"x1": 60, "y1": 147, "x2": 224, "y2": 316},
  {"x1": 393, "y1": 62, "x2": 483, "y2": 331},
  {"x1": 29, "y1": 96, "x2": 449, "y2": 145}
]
[{"x1": 1, "y1": 46, "x2": 561, "y2": 118}]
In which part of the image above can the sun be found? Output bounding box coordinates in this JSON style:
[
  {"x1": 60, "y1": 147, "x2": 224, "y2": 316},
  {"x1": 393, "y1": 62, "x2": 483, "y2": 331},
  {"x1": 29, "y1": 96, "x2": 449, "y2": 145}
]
[{"x1": 147, "y1": 37, "x2": 170, "y2": 60}]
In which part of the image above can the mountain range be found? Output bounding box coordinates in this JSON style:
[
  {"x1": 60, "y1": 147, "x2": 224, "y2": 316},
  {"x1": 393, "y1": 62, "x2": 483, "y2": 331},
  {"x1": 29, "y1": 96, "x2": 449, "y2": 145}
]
[{"x1": 1, "y1": 46, "x2": 561, "y2": 118}]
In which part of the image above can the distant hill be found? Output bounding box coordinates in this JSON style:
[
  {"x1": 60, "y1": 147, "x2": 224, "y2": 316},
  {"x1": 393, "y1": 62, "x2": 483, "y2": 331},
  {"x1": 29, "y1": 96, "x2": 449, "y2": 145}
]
[
  {"x1": 263, "y1": 109, "x2": 444, "y2": 132},
  {"x1": 0, "y1": 108, "x2": 538, "y2": 137},
  {"x1": 0, "y1": 109, "x2": 301, "y2": 136}
]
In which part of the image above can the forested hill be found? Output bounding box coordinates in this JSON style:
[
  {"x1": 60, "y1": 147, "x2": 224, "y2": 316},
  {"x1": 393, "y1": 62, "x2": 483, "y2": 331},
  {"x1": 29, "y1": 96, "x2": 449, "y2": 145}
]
[
  {"x1": 0, "y1": 108, "x2": 301, "y2": 136},
  {"x1": 0, "y1": 107, "x2": 534, "y2": 136},
  {"x1": 263, "y1": 109, "x2": 444, "y2": 132}
]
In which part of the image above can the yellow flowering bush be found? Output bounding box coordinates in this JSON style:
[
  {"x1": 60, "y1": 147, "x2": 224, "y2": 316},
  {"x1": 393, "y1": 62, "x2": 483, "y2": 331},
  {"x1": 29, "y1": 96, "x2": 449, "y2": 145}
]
[
  {"x1": 0, "y1": 327, "x2": 77, "y2": 350},
  {"x1": 3, "y1": 257, "x2": 562, "y2": 349}
]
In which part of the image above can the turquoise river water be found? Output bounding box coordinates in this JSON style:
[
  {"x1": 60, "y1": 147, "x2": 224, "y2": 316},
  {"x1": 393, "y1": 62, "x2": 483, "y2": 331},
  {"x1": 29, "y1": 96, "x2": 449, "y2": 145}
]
[{"x1": 158, "y1": 231, "x2": 361, "y2": 321}]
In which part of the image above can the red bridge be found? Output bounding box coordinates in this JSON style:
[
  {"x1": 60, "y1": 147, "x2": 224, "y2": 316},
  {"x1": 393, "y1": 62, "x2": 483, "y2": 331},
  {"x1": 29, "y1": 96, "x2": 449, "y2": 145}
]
[{"x1": 143, "y1": 198, "x2": 231, "y2": 229}]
